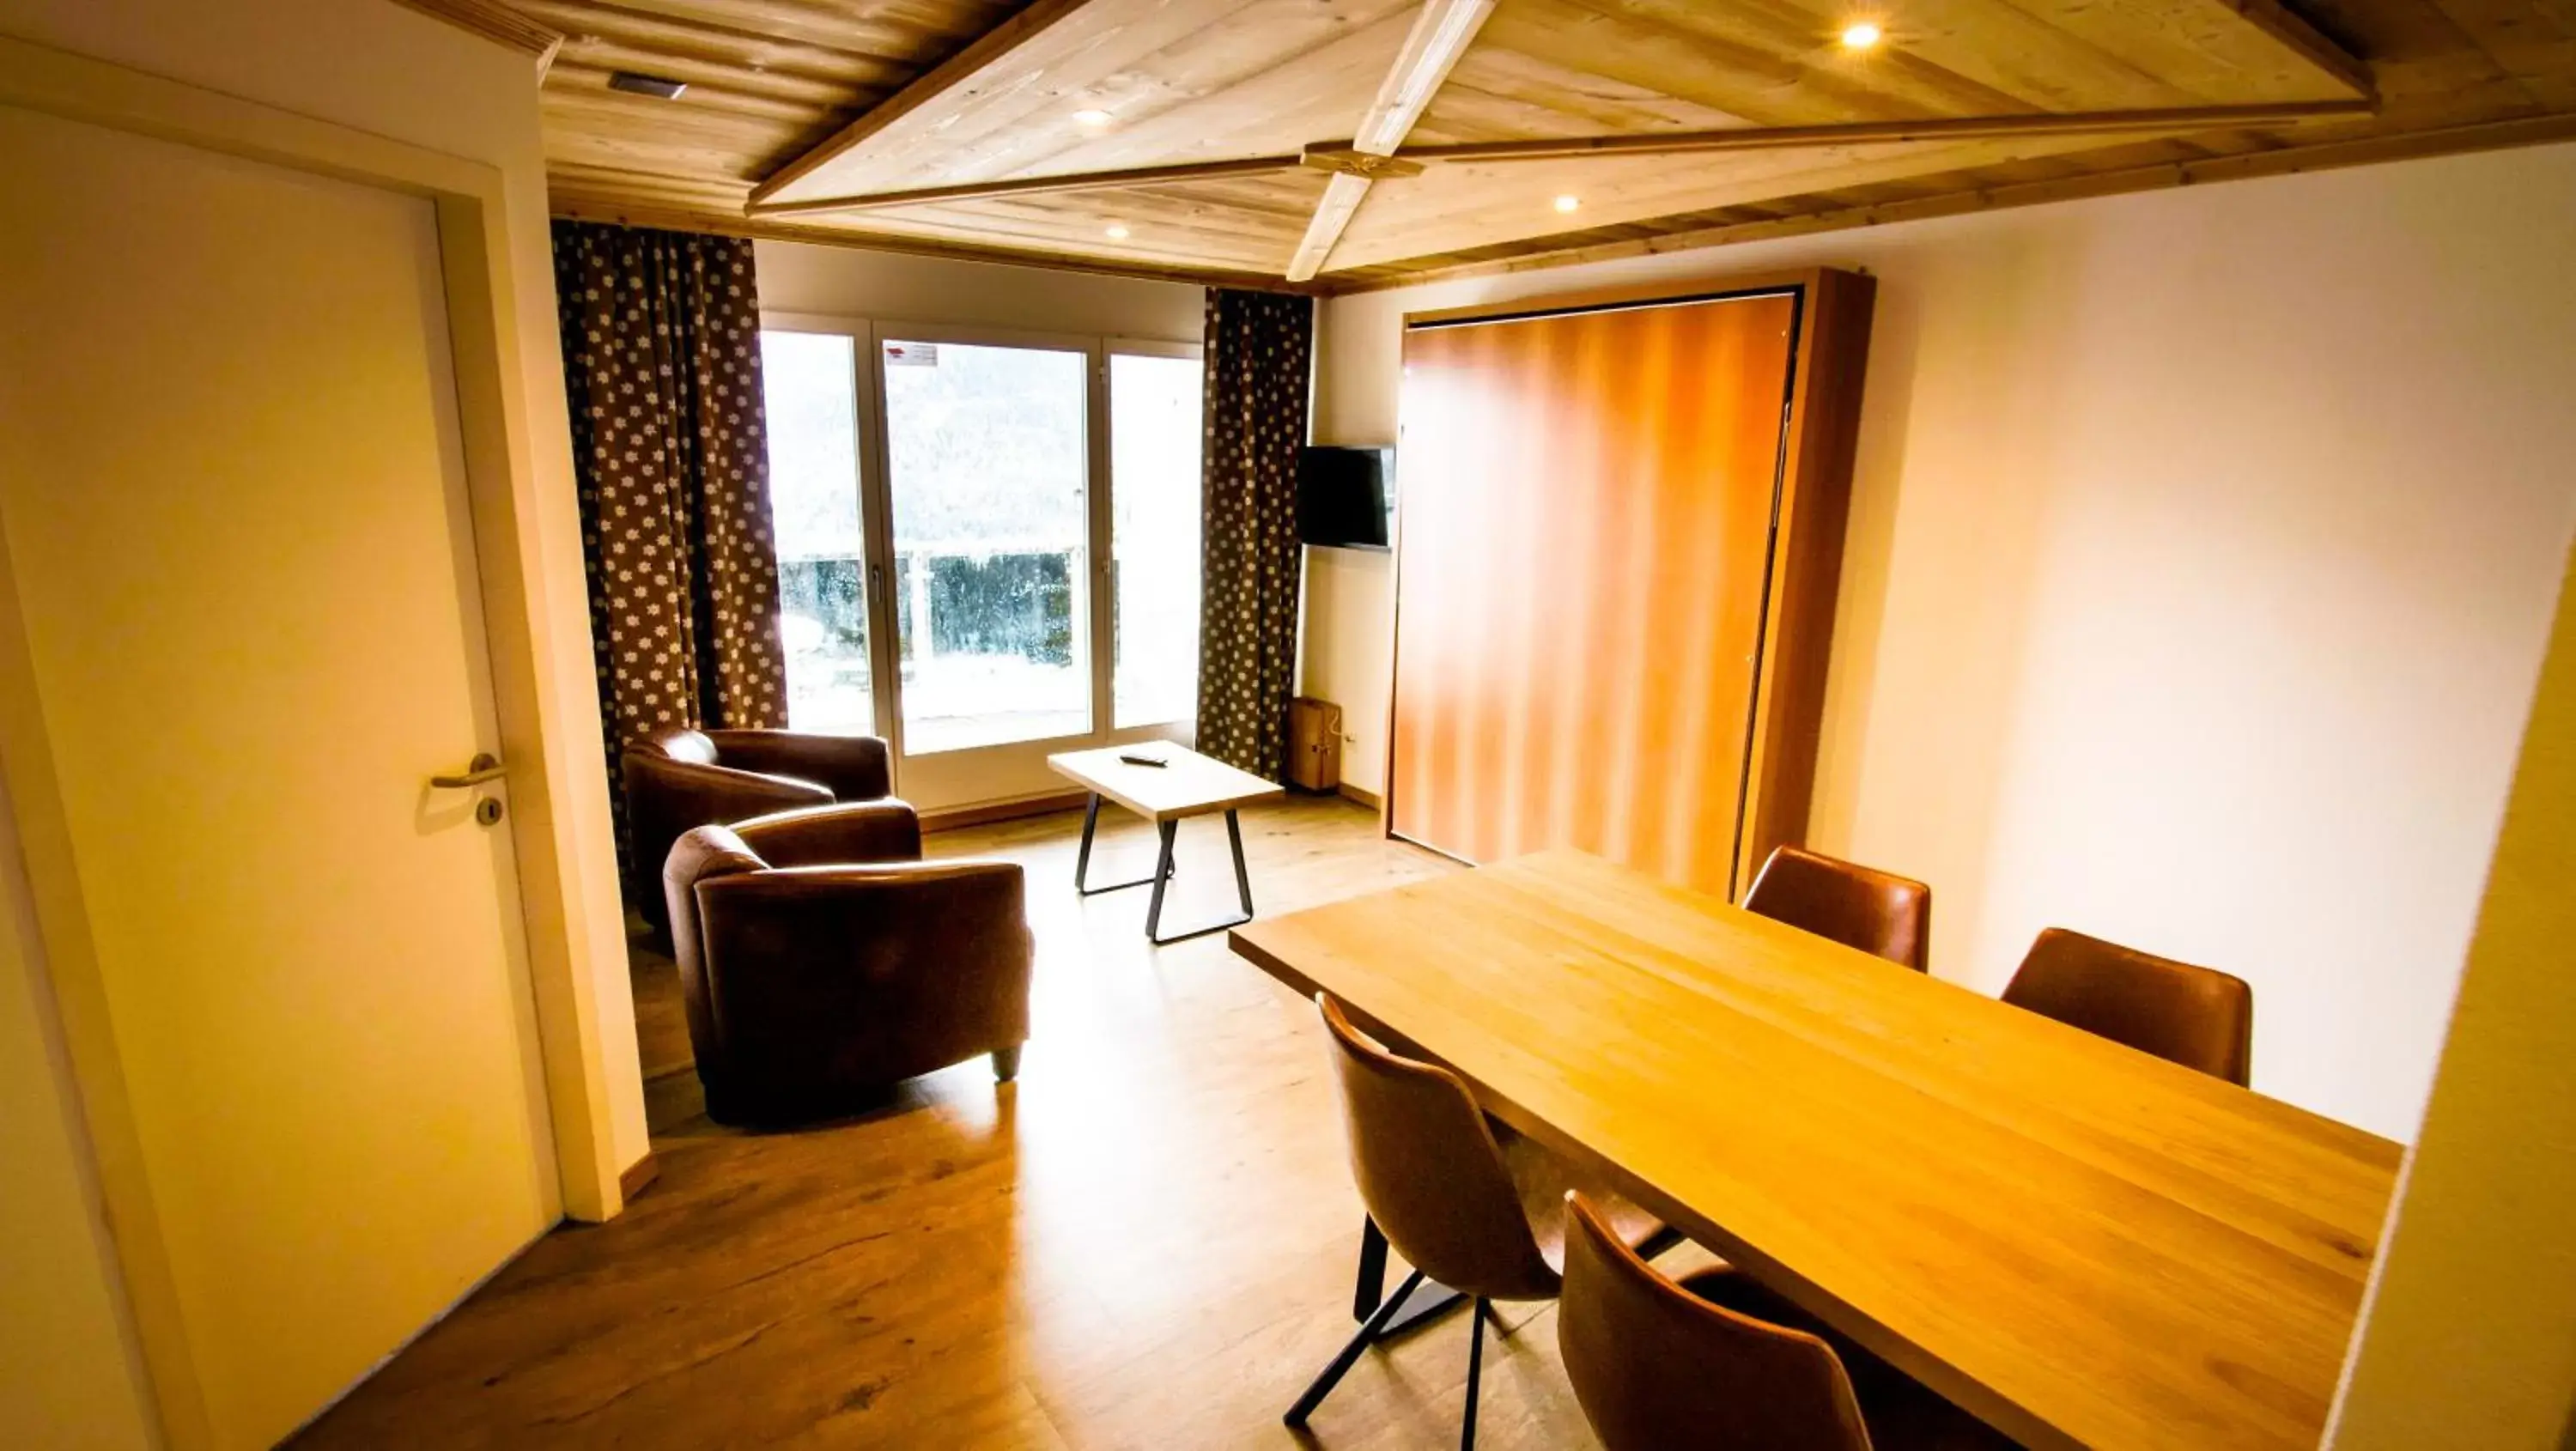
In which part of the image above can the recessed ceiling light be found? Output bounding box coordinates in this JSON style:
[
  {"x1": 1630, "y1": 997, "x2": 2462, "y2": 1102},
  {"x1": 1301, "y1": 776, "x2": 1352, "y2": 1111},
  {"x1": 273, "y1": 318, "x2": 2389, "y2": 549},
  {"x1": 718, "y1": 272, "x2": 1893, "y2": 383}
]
[
  {"x1": 1553, "y1": 194, "x2": 1581, "y2": 214},
  {"x1": 1072, "y1": 108, "x2": 1114, "y2": 127},
  {"x1": 1104, "y1": 224, "x2": 1131, "y2": 240},
  {"x1": 1841, "y1": 21, "x2": 1884, "y2": 48}
]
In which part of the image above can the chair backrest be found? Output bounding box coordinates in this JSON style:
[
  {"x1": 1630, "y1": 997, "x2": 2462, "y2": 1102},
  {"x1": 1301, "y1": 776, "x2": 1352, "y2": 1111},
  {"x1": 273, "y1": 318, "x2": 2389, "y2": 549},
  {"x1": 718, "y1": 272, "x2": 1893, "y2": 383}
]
[
  {"x1": 1743, "y1": 845, "x2": 1932, "y2": 973},
  {"x1": 1315, "y1": 994, "x2": 1560, "y2": 1301},
  {"x1": 635, "y1": 726, "x2": 717, "y2": 765},
  {"x1": 1558, "y1": 1192, "x2": 1873, "y2": 1451},
  {"x1": 2003, "y1": 928, "x2": 2254, "y2": 1085}
]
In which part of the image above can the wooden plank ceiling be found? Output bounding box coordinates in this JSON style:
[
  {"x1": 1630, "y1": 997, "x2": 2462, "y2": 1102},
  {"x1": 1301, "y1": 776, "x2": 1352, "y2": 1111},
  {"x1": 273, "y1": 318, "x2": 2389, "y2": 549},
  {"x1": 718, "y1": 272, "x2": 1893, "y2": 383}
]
[{"x1": 521, "y1": 0, "x2": 2576, "y2": 291}]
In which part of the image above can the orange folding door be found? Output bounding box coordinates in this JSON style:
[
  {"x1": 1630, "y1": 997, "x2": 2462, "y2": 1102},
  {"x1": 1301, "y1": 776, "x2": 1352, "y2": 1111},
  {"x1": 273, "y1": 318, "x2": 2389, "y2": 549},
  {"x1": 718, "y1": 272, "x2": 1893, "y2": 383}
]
[{"x1": 1389, "y1": 292, "x2": 1798, "y2": 897}]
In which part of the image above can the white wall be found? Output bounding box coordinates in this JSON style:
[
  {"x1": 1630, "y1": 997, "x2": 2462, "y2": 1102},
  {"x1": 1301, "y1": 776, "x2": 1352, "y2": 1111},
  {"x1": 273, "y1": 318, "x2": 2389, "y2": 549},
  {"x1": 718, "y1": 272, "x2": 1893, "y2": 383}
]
[
  {"x1": 1307, "y1": 141, "x2": 2576, "y2": 1140},
  {"x1": 756, "y1": 240, "x2": 1203, "y2": 339}
]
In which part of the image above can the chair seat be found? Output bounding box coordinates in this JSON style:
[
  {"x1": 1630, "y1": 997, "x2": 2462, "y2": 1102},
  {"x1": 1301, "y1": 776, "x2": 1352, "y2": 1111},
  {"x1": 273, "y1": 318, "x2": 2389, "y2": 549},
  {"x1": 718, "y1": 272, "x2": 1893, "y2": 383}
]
[
  {"x1": 1498, "y1": 1121, "x2": 1666, "y2": 1278},
  {"x1": 1678, "y1": 1269, "x2": 2022, "y2": 1451}
]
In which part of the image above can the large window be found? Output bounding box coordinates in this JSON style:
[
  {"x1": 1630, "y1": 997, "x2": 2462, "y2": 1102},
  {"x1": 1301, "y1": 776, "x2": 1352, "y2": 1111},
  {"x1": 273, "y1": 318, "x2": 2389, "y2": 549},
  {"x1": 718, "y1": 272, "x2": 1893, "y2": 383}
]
[
  {"x1": 881, "y1": 338, "x2": 1092, "y2": 754},
  {"x1": 1110, "y1": 349, "x2": 1204, "y2": 728},
  {"x1": 760, "y1": 331, "x2": 872, "y2": 735},
  {"x1": 758, "y1": 319, "x2": 1205, "y2": 780}
]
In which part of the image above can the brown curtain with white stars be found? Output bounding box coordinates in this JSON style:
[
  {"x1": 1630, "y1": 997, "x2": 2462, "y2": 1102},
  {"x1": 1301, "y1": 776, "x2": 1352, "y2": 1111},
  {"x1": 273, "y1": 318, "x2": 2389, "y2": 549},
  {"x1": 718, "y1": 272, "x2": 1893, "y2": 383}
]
[
  {"x1": 552, "y1": 221, "x2": 787, "y2": 895},
  {"x1": 1194, "y1": 288, "x2": 1314, "y2": 780}
]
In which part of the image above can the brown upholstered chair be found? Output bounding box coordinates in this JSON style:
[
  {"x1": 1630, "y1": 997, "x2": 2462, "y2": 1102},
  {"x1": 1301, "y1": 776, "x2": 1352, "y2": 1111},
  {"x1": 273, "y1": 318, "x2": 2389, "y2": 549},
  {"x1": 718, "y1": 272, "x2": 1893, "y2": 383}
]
[
  {"x1": 623, "y1": 726, "x2": 897, "y2": 929},
  {"x1": 663, "y1": 800, "x2": 1032, "y2": 1127},
  {"x1": 1559, "y1": 1192, "x2": 2016, "y2": 1451},
  {"x1": 1288, "y1": 993, "x2": 1664, "y2": 1449},
  {"x1": 2002, "y1": 928, "x2": 2254, "y2": 1085},
  {"x1": 1744, "y1": 845, "x2": 1933, "y2": 973}
]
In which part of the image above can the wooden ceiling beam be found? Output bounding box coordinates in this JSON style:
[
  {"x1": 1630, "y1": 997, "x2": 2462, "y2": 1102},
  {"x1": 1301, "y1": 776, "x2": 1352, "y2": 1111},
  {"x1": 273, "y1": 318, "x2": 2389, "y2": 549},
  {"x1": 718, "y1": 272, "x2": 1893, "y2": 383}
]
[
  {"x1": 1285, "y1": 0, "x2": 1497, "y2": 282},
  {"x1": 1347, "y1": 99, "x2": 2379, "y2": 165},
  {"x1": 748, "y1": 0, "x2": 1100, "y2": 208},
  {"x1": 749, "y1": 153, "x2": 1308, "y2": 216},
  {"x1": 2216, "y1": 0, "x2": 2378, "y2": 98},
  {"x1": 1333, "y1": 111, "x2": 2576, "y2": 294},
  {"x1": 389, "y1": 0, "x2": 564, "y2": 73}
]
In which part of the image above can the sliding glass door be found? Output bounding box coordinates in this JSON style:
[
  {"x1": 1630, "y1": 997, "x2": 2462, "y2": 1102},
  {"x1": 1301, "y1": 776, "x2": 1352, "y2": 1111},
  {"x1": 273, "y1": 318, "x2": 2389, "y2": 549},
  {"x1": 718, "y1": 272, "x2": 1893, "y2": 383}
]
[{"x1": 761, "y1": 314, "x2": 1203, "y2": 811}]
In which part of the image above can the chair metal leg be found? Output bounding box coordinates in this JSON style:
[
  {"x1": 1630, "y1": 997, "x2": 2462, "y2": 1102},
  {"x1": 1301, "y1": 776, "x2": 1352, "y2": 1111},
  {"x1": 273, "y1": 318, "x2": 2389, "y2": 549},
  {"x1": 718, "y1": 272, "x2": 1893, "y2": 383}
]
[
  {"x1": 1354, "y1": 1216, "x2": 1388, "y2": 1320},
  {"x1": 1461, "y1": 1296, "x2": 1488, "y2": 1451},
  {"x1": 1353, "y1": 1214, "x2": 1468, "y2": 1335},
  {"x1": 1285, "y1": 1268, "x2": 1428, "y2": 1428}
]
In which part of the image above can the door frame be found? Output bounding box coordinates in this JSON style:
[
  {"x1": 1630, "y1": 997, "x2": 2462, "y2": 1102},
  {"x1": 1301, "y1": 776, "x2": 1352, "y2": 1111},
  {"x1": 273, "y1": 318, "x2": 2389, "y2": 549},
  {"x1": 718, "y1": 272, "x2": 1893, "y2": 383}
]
[
  {"x1": 0, "y1": 36, "x2": 634, "y2": 1449},
  {"x1": 759, "y1": 310, "x2": 1203, "y2": 813}
]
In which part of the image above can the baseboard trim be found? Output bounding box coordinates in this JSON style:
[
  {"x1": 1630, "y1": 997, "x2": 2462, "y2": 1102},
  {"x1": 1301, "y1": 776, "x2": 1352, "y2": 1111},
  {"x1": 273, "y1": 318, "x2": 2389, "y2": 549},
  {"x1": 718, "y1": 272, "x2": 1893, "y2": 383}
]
[
  {"x1": 1336, "y1": 781, "x2": 1382, "y2": 810},
  {"x1": 920, "y1": 789, "x2": 1091, "y2": 833},
  {"x1": 617, "y1": 1151, "x2": 660, "y2": 1205}
]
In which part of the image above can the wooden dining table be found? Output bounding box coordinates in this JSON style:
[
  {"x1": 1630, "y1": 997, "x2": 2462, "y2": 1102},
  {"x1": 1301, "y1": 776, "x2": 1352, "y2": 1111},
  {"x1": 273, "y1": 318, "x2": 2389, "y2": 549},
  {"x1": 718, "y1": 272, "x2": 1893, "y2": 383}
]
[{"x1": 1228, "y1": 849, "x2": 2403, "y2": 1451}]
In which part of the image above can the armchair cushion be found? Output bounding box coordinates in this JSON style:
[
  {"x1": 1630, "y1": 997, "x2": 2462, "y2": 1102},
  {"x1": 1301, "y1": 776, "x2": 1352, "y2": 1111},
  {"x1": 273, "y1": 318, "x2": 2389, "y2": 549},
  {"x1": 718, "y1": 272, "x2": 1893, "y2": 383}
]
[{"x1": 732, "y1": 800, "x2": 923, "y2": 869}]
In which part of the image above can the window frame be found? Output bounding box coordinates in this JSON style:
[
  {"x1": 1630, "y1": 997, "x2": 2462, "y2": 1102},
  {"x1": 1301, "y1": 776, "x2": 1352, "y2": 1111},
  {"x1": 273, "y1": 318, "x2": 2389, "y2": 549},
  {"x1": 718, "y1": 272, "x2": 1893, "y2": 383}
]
[{"x1": 756, "y1": 309, "x2": 1205, "y2": 808}]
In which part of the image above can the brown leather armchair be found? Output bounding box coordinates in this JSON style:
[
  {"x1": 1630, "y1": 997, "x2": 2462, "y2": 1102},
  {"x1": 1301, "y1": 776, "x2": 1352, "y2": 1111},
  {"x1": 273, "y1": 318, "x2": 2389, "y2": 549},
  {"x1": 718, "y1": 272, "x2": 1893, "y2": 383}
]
[
  {"x1": 663, "y1": 801, "x2": 1033, "y2": 1127},
  {"x1": 623, "y1": 726, "x2": 896, "y2": 928}
]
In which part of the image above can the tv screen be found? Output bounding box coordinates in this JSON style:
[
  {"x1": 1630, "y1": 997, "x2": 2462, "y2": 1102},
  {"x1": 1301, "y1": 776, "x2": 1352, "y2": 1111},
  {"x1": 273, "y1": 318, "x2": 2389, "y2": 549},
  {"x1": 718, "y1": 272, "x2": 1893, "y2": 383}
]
[{"x1": 1297, "y1": 446, "x2": 1392, "y2": 549}]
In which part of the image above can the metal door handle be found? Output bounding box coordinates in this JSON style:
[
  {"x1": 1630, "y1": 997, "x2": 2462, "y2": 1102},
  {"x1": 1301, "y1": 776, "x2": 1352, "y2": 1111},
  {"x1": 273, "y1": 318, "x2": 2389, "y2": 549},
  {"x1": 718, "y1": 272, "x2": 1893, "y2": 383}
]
[{"x1": 431, "y1": 753, "x2": 505, "y2": 789}]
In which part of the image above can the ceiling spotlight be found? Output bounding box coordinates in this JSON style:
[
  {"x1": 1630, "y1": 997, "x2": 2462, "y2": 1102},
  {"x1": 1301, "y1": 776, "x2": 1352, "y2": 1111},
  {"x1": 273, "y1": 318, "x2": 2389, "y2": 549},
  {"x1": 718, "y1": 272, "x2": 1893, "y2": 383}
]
[
  {"x1": 1840, "y1": 21, "x2": 1884, "y2": 48},
  {"x1": 1553, "y1": 194, "x2": 1581, "y2": 214},
  {"x1": 1104, "y1": 224, "x2": 1131, "y2": 240},
  {"x1": 1072, "y1": 108, "x2": 1114, "y2": 127}
]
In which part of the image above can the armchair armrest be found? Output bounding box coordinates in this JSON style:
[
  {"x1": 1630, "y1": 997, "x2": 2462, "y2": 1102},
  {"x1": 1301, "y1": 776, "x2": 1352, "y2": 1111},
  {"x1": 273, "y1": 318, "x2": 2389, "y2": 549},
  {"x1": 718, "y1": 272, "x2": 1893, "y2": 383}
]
[
  {"x1": 705, "y1": 729, "x2": 892, "y2": 802},
  {"x1": 732, "y1": 799, "x2": 923, "y2": 868}
]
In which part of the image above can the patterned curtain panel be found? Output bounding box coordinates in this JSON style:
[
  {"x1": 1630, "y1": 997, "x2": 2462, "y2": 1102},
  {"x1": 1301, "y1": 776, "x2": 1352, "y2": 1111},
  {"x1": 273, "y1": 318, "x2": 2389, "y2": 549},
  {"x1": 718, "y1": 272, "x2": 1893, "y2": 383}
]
[
  {"x1": 553, "y1": 221, "x2": 787, "y2": 894},
  {"x1": 1194, "y1": 288, "x2": 1315, "y2": 779}
]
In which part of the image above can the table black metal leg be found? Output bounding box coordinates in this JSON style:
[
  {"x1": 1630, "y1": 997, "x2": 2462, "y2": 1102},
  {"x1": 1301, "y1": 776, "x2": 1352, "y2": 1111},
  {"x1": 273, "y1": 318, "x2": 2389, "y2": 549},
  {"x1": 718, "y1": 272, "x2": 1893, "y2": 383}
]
[
  {"x1": 1142, "y1": 810, "x2": 1258, "y2": 945},
  {"x1": 1227, "y1": 808, "x2": 1254, "y2": 918},
  {"x1": 1074, "y1": 792, "x2": 1174, "y2": 895},
  {"x1": 1144, "y1": 820, "x2": 1179, "y2": 939}
]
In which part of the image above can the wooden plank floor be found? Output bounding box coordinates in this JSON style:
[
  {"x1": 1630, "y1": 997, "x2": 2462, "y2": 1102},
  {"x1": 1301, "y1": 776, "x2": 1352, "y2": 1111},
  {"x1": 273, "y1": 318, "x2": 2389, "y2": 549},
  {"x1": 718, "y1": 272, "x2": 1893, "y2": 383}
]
[{"x1": 295, "y1": 795, "x2": 1654, "y2": 1449}]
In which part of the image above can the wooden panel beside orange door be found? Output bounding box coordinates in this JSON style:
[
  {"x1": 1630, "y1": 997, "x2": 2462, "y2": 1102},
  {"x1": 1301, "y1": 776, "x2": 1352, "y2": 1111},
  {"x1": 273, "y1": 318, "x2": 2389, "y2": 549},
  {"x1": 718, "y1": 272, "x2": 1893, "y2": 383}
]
[{"x1": 1389, "y1": 288, "x2": 1798, "y2": 896}]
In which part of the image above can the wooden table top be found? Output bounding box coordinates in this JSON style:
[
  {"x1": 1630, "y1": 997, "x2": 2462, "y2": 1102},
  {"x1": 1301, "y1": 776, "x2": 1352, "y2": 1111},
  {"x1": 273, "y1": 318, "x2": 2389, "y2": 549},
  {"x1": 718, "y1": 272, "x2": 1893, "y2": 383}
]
[
  {"x1": 1047, "y1": 744, "x2": 1283, "y2": 823},
  {"x1": 1229, "y1": 849, "x2": 2403, "y2": 1451}
]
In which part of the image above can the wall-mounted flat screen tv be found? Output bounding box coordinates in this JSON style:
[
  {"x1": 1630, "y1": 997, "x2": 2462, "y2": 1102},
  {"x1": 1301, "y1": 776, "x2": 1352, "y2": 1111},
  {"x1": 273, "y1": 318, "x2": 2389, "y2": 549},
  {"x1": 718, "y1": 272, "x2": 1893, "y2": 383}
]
[{"x1": 1297, "y1": 446, "x2": 1394, "y2": 550}]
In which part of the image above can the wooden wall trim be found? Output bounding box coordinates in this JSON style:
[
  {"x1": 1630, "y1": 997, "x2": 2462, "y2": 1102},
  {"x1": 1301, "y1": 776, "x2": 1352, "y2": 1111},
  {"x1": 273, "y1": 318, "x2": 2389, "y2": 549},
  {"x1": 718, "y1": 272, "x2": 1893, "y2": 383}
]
[
  {"x1": 1733, "y1": 269, "x2": 1876, "y2": 897},
  {"x1": 1336, "y1": 113, "x2": 2576, "y2": 293},
  {"x1": 617, "y1": 1150, "x2": 659, "y2": 1204},
  {"x1": 918, "y1": 789, "x2": 1090, "y2": 833}
]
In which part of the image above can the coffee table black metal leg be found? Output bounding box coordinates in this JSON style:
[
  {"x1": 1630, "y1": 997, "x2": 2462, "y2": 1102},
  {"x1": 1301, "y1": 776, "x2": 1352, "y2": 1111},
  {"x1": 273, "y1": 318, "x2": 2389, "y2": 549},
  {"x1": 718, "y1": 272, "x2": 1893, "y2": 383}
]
[
  {"x1": 1228, "y1": 809, "x2": 1254, "y2": 919},
  {"x1": 1142, "y1": 810, "x2": 1258, "y2": 945},
  {"x1": 1144, "y1": 820, "x2": 1179, "y2": 940},
  {"x1": 1074, "y1": 792, "x2": 1174, "y2": 895}
]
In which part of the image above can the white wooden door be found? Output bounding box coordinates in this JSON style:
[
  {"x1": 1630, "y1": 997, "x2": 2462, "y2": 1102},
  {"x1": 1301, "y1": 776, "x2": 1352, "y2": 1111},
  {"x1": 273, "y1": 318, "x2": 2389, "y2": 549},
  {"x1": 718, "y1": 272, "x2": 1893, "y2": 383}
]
[{"x1": 0, "y1": 107, "x2": 555, "y2": 1448}]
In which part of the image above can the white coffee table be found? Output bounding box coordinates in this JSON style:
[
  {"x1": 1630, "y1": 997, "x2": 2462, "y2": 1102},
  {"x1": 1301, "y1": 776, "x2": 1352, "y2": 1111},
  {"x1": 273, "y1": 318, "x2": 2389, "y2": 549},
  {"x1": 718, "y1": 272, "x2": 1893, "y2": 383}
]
[{"x1": 1046, "y1": 744, "x2": 1284, "y2": 944}]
